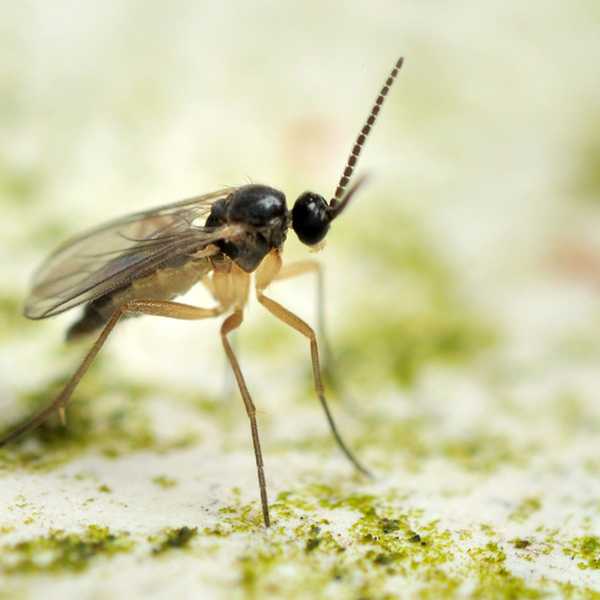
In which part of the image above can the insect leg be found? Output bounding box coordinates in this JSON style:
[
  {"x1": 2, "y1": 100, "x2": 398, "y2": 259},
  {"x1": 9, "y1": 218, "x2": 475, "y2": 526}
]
[
  {"x1": 220, "y1": 310, "x2": 270, "y2": 527},
  {"x1": 0, "y1": 299, "x2": 225, "y2": 446},
  {"x1": 272, "y1": 260, "x2": 332, "y2": 368},
  {"x1": 274, "y1": 261, "x2": 358, "y2": 412},
  {"x1": 257, "y1": 291, "x2": 371, "y2": 478},
  {"x1": 255, "y1": 252, "x2": 371, "y2": 477}
]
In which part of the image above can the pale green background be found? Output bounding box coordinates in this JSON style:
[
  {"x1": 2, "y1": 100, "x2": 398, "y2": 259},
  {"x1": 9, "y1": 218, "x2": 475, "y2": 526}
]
[{"x1": 1, "y1": 1, "x2": 600, "y2": 598}]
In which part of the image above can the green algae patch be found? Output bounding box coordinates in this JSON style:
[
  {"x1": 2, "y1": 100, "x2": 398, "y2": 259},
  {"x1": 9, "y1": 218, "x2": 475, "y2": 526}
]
[
  {"x1": 0, "y1": 525, "x2": 134, "y2": 574},
  {"x1": 195, "y1": 483, "x2": 600, "y2": 599},
  {"x1": 352, "y1": 410, "x2": 531, "y2": 475},
  {"x1": 273, "y1": 406, "x2": 532, "y2": 477},
  {"x1": 303, "y1": 524, "x2": 342, "y2": 554},
  {"x1": 152, "y1": 474, "x2": 177, "y2": 489},
  {"x1": 440, "y1": 433, "x2": 527, "y2": 474},
  {"x1": 468, "y1": 542, "x2": 544, "y2": 599},
  {"x1": 564, "y1": 536, "x2": 600, "y2": 570},
  {"x1": 351, "y1": 506, "x2": 456, "y2": 577},
  {"x1": 149, "y1": 527, "x2": 198, "y2": 555},
  {"x1": 512, "y1": 538, "x2": 532, "y2": 550},
  {"x1": 210, "y1": 484, "x2": 462, "y2": 599},
  {"x1": 510, "y1": 497, "x2": 542, "y2": 523},
  {"x1": 0, "y1": 481, "x2": 583, "y2": 598},
  {"x1": 205, "y1": 499, "x2": 267, "y2": 536},
  {"x1": 340, "y1": 309, "x2": 497, "y2": 388},
  {"x1": 0, "y1": 370, "x2": 200, "y2": 472}
]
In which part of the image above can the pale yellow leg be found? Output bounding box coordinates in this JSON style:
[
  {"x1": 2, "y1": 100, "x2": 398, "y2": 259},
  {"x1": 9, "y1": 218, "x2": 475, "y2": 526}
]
[
  {"x1": 220, "y1": 310, "x2": 270, "y2": 527},
  {"x1": 209, "y1": 265, "x2": 270, "y2": 526},
  {"x1": 272, "y1": 259, "x2": 334, "y2": 377},
  {"x1": 256, "y1": 251, "x2": 371, "y2": 477}
]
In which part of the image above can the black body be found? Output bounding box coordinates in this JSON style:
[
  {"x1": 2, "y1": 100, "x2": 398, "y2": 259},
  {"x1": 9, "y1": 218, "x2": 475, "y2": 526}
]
[
  {"x1": 206, "y1": 184, "x2": 289, "y2": 272},
  {"x1": 206, "y1": 184, "x2": 331, "y2": 272}
]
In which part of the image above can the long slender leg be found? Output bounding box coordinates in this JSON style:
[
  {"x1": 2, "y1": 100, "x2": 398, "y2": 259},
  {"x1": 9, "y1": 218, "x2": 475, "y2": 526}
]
[
  {"x1": 0, "y1": 299, "x2": 225, "y2": 446},
  {"x1": 273, "y1": 260, "x2": 332, "y2": 368},
  {"x1": 256, "y1": 290, "x2": 372, "y2": 478},
  {"x1": 273, "y1": 260, "x2": 358, "y2": 406},
  {"x1": 220, "y1": 311, "x2": 270, "y2": 527}
]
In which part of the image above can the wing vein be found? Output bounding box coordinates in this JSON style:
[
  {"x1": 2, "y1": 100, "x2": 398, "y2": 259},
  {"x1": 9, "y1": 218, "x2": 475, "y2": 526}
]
[{"x1": 25, "y1": 188, "x2": 239, "y2": 319}]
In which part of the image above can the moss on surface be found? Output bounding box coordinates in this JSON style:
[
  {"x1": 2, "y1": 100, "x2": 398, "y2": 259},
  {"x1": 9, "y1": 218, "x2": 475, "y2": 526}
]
[
  {"x1": 341, "y1": 309, "x2": 497, "y2": 388},
  {"x1": 509, "y1": 498, "x2": 542, "y2": 523},
  {"x1": 564, "y1": 536, "x2": 600, "y2": 570},
  {"x1": 152, "y1": 474, "x2": 177, "y2": 489},
  {"x1": 0, "y1": 525, "x2": 133, "y2": 574},
  {"x1": 197, "y1": 483, "x2": 599, "y2": 599},
  {"x1": 0, "y1": 370, "x2": 200, "y2": 472},
  {"x1": 440, "y1": 434, "x2": 526, "y2": 473},
  {"x1": 351, "y1": 413, "x2": 532, "y2": 475},
  {"x1": 149, "y1": 527, "x2": 198, "y2": 555},
  {"x1": 467, "y1": 542, "x2": 544, "y2": 599}
]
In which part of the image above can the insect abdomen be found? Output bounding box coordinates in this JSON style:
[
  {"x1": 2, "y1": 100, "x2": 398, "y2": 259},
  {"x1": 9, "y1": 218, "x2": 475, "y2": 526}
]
[
  {"x1": 66, "y1": 257, "x2": 212, "y2": 341},
  {"x1": 66, "y1": 302, "x2": 109, "y2": 340}
]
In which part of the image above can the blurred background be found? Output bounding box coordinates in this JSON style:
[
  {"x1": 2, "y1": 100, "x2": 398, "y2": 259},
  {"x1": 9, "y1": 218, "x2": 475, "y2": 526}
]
[
  {"x1": 1, "y1": 1, "x2": 599, "y2": 380},
  {"x1": 1, "y1": 1, "x2": 600, "y2": 597}
]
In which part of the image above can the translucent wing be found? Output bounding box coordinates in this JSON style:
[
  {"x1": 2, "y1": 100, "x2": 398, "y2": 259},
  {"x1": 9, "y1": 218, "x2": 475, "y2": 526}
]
[{"x1": 25, "y1": 188, "x2": 241, "y2": 319}]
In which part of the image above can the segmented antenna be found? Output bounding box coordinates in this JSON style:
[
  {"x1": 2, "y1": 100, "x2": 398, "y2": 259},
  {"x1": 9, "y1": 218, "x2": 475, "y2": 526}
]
[{"x1": 330, "y1": 57, "x2": 404, "y2": 207}]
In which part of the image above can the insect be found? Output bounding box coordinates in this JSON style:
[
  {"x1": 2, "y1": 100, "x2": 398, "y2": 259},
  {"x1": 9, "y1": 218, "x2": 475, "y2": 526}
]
[{"x1": 1, "y1": 57, "x2": 404, "y2": 527}]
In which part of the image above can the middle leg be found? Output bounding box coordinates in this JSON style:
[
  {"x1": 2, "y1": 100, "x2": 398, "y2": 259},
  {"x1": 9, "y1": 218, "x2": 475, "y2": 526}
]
[{"x1": 221, "y1": 310, "x2": 271, "y2": 527}]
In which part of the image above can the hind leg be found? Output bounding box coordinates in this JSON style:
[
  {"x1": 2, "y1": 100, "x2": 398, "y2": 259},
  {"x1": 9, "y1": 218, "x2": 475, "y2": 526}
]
[{"x1": 0, "y1": 299, "x2": 225, "y2": 446}]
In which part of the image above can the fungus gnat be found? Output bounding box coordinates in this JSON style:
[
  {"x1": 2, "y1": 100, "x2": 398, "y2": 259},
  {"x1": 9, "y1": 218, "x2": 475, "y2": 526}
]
[{"x1": 1, "y1": 58, "x2": 404, "y2": 527}]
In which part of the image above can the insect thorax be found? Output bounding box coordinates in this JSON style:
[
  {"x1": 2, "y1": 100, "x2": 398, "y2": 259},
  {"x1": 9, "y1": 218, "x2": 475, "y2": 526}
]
[{"x1": 206, "y1": 184, "x2": 290, "y2": 272}]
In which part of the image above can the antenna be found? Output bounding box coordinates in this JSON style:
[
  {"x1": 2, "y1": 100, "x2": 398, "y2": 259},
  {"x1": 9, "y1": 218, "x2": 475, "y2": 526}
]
[{"x1": 330, "y1": 57, "x2": 404, "y2": 207}]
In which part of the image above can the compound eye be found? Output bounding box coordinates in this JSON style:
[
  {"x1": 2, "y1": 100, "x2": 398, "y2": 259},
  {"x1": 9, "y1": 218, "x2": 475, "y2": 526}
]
[{"x1": 291, "y1": 192, "x2": 330, "y2": 246}]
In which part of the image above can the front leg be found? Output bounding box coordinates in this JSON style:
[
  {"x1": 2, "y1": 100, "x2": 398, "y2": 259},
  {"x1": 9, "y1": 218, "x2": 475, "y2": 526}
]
[
  {"x1": 255, "y1": 251, "x2": 371, "y2": 477},
  {"x1": 270, "y1": 259, "x2": 338, "y2": 388}
]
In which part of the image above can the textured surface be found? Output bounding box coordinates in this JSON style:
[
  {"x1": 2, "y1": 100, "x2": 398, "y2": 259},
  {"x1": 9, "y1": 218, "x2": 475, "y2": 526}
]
[{"x1": 2, "y1": 2, "x2": 600, "y2": 598}]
